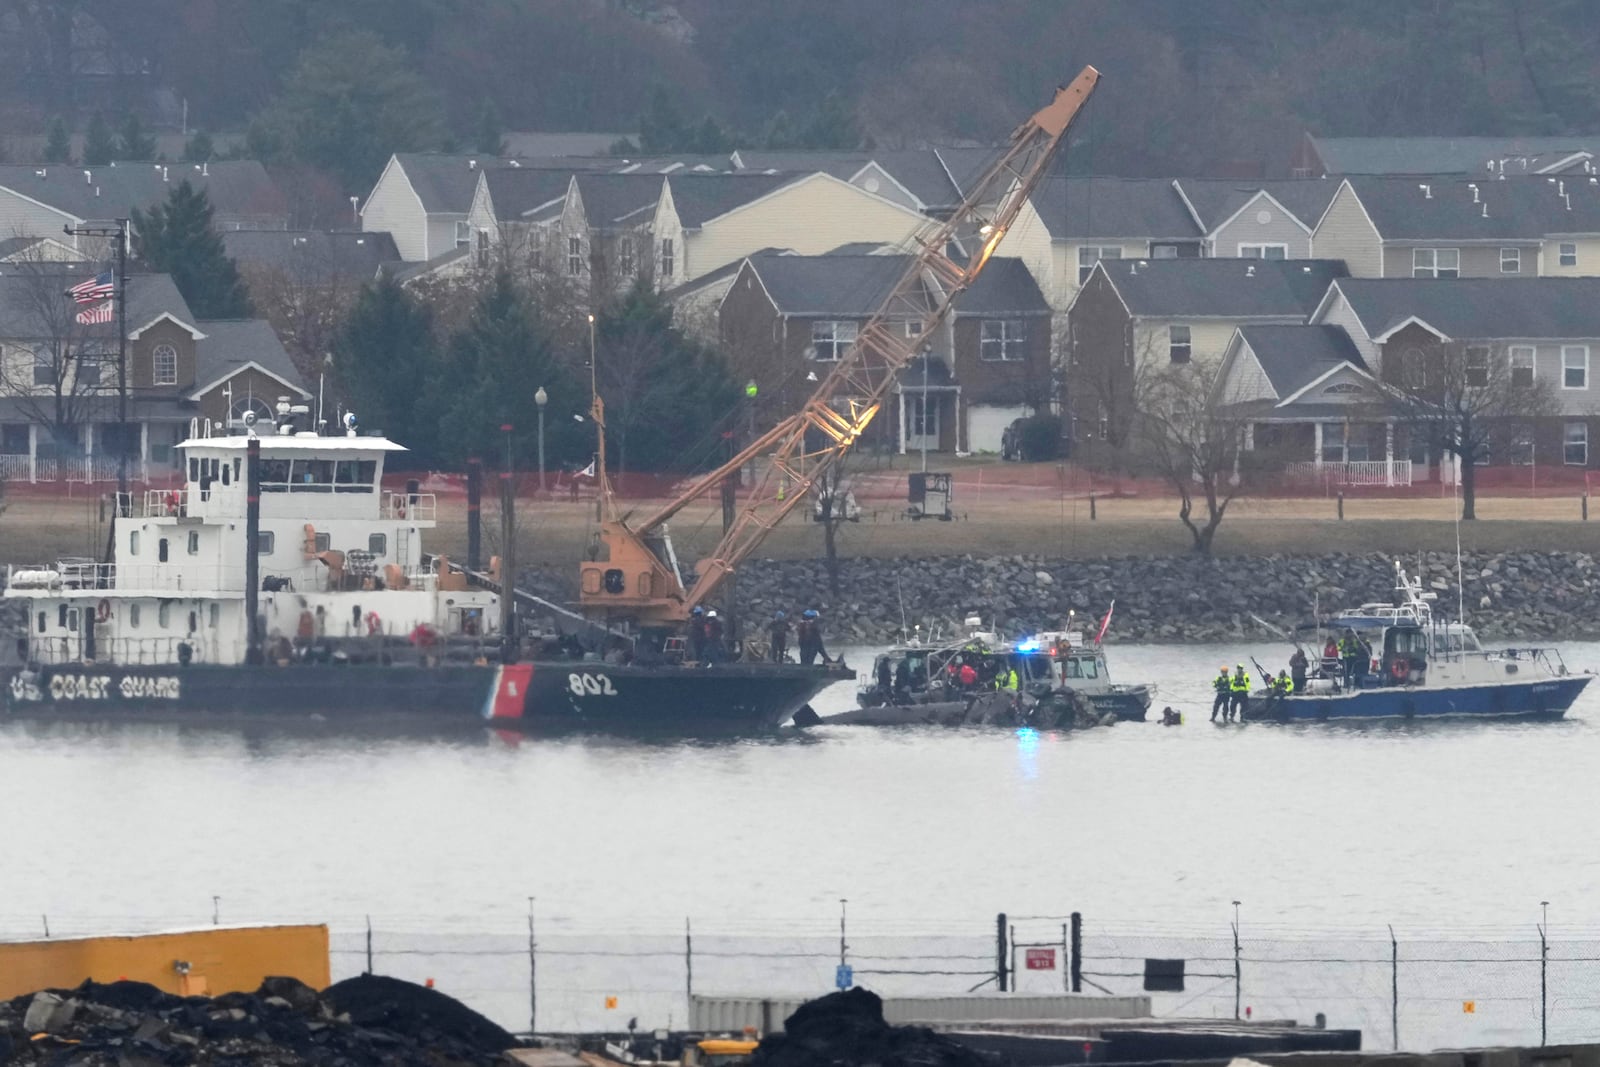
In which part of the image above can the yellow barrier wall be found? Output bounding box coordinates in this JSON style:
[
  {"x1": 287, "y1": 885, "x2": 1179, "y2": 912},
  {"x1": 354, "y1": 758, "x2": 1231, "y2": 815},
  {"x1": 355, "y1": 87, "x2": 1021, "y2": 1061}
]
[{"x1": 0, "y1": 924, "x2": 330, "y2": 999}]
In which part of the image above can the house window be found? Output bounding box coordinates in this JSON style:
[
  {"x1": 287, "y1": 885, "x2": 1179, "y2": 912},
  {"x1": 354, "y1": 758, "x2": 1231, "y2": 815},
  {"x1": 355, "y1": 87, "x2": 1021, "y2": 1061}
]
[
  {"x1": 187, "y1": 530, "x2": 199, "y2": 555},
  {"x1": 476, "y1": 229, "x2": 489, "y2": 268},
  {"x1": 904, "y1": 319, "x2": 925, "y2": 339},
  {"x1": 1510, "y1": 430, "x2": 1535, "y2": 466},
  {"x1": 1412, "y1": 248, "x2": 1460, "y2": 278},
  {"x1": 78, "y1": 359, "x2": 101, "y2": 387},
  {"x1": 980, "y1": 320, "x2": 1026, "y2": 362},
  {"x1": 1239, "y1": 244, "x2": 1287, "y2": 259},
  {"x1": 32, "y1": 346, "x2": 54, "y2": 387},
  {"x1": 1078, "y1": 245, "x2": 1121, "y2": 284},
  {"x1": 1500, "y1": 247, "x2": 1521, "y2": 274},
  {"x1": 1168, "y1": 325, "x2": 1192, "y2": 364},
  {"x1": 369, "y1": 533, "x2": 387, "y2": 555},
  {"x1": 1566, "y1": 422, "x2": 1589, "y2": 465},
  {"x1": 1563, "y1": 345, "x2": 1588, "y2": 389},
  {"x1": 152, "y1": 344, "x2": 178, "y2": 386},
  {"x1": 1151, "y1": 245, "x2": 1179, "y2": 259},
  {"x1": 1560, "y1": 243, "x2": 1578, "y2": 267},
  {"x1": 1465, "y1": 347, "x2": 1490, "y2": 387},
  {"x1": 1510, "y1": 346, "x2": 1536, "y2": 387},
  {"x1": 455, "y1": 221, "x2": 470, "y2": 250},
  {"x1": 659, "y1": 238, "x2": 674, "y2": 278},
  {"x1": 1320, "y1": 422, "x2": 1347, "y2": 462},
  {"x1": 619, "y1": 238, "x2": 635, "y2": 276},
  {"x1": 1401, "y1": 347, "x2": 1428, "y2": 389},
  {"x1": 0, "y1": 425, "x2": 26, "y2": 454},
  {"x1": 256, "y1": 531, "x2": 274, "y2": 555},
  {"x1": 811, "y1": 320, "x2": 858, "y2": 361},
  {"x1": 567, "y1": 236, "x2": 583, "y2": 276}
]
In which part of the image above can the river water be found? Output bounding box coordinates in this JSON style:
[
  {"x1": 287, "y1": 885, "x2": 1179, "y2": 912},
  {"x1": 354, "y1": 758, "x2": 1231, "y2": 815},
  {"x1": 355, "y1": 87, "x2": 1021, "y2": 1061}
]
[{"x1": 3, "y1": 639, "x2": 1599, "y2": 1045}]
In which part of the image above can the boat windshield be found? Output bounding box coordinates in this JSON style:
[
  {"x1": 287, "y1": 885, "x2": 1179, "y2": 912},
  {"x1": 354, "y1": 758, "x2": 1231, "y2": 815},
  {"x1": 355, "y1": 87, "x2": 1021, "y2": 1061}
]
[
  {"x1": 1014, "y1": 654, "x2": 1053, "y2": 682},
  {"x1": 1064, "y1": 655, "x2": 1099, "y2": 680},
  {"x1": 1438, "y1": 628, "x2": 1482, "y2": 653}
]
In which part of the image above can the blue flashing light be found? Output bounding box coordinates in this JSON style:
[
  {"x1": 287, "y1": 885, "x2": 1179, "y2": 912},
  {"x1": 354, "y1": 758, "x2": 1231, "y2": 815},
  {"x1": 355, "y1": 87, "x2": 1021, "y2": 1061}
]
[{"x1": 1015, "y1": 638, "x2": 1041, "y2": 653}]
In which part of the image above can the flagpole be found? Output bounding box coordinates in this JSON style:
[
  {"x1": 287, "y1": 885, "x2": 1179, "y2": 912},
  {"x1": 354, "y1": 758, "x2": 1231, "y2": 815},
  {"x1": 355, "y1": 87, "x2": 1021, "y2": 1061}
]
[{"x1": 116, "y1": 218, "x2": 128, "y2": 514}]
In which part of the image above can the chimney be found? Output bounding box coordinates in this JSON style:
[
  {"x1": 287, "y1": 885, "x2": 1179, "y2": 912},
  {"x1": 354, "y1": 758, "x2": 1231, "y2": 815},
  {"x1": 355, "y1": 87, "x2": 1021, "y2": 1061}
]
[
  {"x1": 469, "y1": 159, "x2": 478, "y2": 170},
  {"x1": 201, "y1": 161, "x2": 209, "y2": 177},
  {"x1": 1481, "y1": 203, "x2": 1489, "y2": 218},
  {"x1": 161, "y1": 166, "x2": 169, "y2": 182},
  {"x1": 1246, "y1": 264, "x2": 1256, "y2": 277},
  {"x1": 1565, "y1": 193, "x2": 1572, "y2": 211},
  {"x1": 1420, "y1": 183, "x2": 1432, "y2": 199},
  {"x1": 95, "y1": 186, "x2": 100, "y2": 197},
  {"x1": 1468, "y1": 183, "x2": 1479, "y2": 202},
  {"x1": 35, "y1": 168, "x2": 45, "y2": 179},
  {"x1": 83, "y1": 169, "x2": 91, "y2": 185},
  {"x1": 1129, "y1": 262, "x2": 1138, "y2": 275},
  {"x1": 1559, "y1": 180, "x2": 1566, "y2": 196}
]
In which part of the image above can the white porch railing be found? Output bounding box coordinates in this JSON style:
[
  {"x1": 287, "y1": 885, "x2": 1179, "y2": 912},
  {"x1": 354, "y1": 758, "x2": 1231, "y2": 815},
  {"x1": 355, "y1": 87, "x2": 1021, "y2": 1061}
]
[
  {"x1": 0, "y1": 454, "x2": 29, "y2": 480},
  {"x1": 0, "y1": 455, "x2": 150, "y2": 484},
  {"x1": 1285, "y1": 460, "x2": 1413, "y2": 487}
]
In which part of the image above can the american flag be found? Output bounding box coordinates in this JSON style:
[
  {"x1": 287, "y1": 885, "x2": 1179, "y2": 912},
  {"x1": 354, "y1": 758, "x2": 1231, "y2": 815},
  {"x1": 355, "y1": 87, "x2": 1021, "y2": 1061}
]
[
  {"x1": 67, "y1": 271, "x2": 114, "y2": 304},
  {"x1": 75, "y1": 300, "x2": 114, "y2": 325}
]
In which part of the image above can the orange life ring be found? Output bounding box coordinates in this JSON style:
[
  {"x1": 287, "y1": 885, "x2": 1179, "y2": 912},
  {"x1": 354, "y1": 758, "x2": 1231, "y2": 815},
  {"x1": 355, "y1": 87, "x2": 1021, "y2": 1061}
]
[
  {"x1": 365, "y1": 611, "x2": 382, "y2": 636},
  {"x1": 96, "y1": 599, "x2": 111, "y2": 622},
  {"x1": 1389, "y1": 657, "x2": 1409, "y2": 682}
]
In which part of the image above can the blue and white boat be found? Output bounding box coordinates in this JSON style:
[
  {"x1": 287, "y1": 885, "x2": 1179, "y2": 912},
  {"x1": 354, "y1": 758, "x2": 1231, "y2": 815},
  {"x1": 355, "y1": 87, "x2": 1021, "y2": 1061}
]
[{"x1": 1243, "y1": 563, "x2": 1591, "y2": 723}]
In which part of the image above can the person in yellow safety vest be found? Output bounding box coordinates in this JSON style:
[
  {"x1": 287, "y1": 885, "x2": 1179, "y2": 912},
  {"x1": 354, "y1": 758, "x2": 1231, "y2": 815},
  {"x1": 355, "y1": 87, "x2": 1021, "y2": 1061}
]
[
  {"x1": 1001, "y1": 665, "x2": 1020, "y2": 692},
  {"x1": 1338, "y1": 628, "x2": 1361, "y2": 688},
  {"x1": 1210, "y1": 666, "x2": 1231, "y2": 722},
  {"x1": 1265, "y1": 669, "x2": 1292, "y2": 711},
  {"x1": 1228, "y1": 664, "x2": 1251, "y2": 722}
]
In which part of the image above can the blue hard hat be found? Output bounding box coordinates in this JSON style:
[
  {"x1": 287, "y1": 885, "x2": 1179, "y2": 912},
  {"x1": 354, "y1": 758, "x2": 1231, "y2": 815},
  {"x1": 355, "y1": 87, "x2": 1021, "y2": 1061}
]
[
  {"x1": 774, "y1": 610, "x2": 786, "y2": 620},
  {"x1": 691, "y1": 605, "x2": 704, "y2": 615},
  {"x1": 803, "y1": 609, "x2": 818, "y2": 619}
]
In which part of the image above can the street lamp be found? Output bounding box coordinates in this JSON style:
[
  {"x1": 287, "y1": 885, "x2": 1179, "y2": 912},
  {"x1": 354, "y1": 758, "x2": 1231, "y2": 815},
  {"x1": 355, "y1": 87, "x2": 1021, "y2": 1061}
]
[{"x1": 534, "y1": 386, "x2": 548, "y2": 493}]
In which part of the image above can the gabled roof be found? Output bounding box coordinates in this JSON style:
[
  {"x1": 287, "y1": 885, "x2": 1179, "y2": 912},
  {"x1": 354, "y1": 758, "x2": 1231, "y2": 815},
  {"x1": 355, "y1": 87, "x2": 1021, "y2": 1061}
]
[
  {"x1": 742, "y1": 252, "x2": 1047, "y2": 318},
  {"x1": 0, "y1": 268, "x2": 194, "y2": 340},
  {"x1": 1309, "y1": 134, "x2": 1600, "y2": 176},
  {"x1": 571, "y1": 172, "x2": 666, "y2": 227},
  {"x1": 731, "y1": 151, "x2": 874, "y2": 181},
  {"x1": 1027, "y1": 177, "x2": 1202, "y2": 240},
  {"x1": 482, "y1": 169, "x2": 576, "y2": 220},
  {"x1": 1337, "y1": 175, "x2": 1600, "y2": 240},
  {"x1": 1334, "y1": 277, "x2": 1600, "y2": 342},
  {"x1": 1098, "y1": 258, "x2": 1347, "y2": 319},
  {"x1": 391, "y1": 154, "x2": 513, "y2": 214},
  {"x1": 0, "y1": 161, "x2": 287, "y2": 224},
  {"x1": 1176, "y1": 178, "x2": 1340, "y2": 233},
  {"x1": 1236, "y1": 324, "x2": 1368, "y2": 399},
  {"x1": 664, "y1": 172, "x2": 807, "y2": 228},
  {"x1": 190, "y1": 319, "x2": 309, "y2": 398},
  {"x1": 223, "y1": 230, "x2": 399, "y2": 283}
]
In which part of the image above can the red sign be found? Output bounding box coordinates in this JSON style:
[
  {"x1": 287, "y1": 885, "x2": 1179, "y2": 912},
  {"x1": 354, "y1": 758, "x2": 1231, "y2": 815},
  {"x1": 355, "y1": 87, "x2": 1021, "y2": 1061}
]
[{"x1": 1025, "y1": 948, "x2": 1057, "y2": 971}]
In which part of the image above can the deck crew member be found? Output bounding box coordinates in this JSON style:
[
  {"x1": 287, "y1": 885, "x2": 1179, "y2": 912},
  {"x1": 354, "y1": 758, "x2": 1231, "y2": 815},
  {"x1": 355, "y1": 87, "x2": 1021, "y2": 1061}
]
[
  {"x1": 877, "y1": 657, "x2": 893, "y2": 697},
  {"x1": 1228, "y1": 664, "x2": 1250, "y2": 722},
  {"x1": 1289, "y1": 647, "x2": 1309, "y2": 693},
  {"x1": 998, "y1": 664, "x2": 1020, "y2": 692},
  {"x1": 799, "y1": 609, "x2": 829, "y2": 665},
  {"x1": 1339, "y1": 628, "x2": 1361, "y2": 687},
  {"x1": 768, "y1": 611, "x2": 790, "y2": 663},
  {"x1": 893, "y1": 658, "x2": 913, "y2": 701},
  {"x1": 1321, "y1": 637, "x2": 1340, "y2": 678},
  {"x1": 704, "y1": 610, "x2": 726, "y2": 664},
  {"x1": 1211, "y1": 666, "x2": 1232, "y2": 722},
  {"x1": 688, "y1": 605, "x2": 706, "y2": 662},
  {"x1": 1266, "y1": 669, "x2": 1292, "y2": 709}
]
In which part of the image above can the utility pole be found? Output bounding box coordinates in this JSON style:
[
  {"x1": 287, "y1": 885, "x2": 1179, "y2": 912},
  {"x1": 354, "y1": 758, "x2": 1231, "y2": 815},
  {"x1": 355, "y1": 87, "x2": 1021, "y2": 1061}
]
[{"x1": 63, "y1": 219, "x2": 131, "y2": 515}]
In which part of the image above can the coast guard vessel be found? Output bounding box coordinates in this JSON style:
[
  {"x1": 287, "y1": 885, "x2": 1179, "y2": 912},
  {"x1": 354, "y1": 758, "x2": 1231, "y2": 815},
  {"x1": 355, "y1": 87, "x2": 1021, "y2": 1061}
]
[{"x1": 1243, "y1": 562, "x2": 1590, "y2": 723}]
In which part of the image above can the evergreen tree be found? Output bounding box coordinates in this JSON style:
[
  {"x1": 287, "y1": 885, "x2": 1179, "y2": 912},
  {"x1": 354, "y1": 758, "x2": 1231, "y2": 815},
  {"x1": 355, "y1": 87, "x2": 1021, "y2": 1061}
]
[
  {"x1": 690, "y1": 115, "x2": 733, "y2": 154},
  {"x1": 117, "y1": 112, "x2": 158, "y2": 160},
  {"x1": 131, "y1": 182, "x2": 253, "y2": 319},
  {"x1": 43, "y1": 117, "x2": 72, "y2": 164},
  {"x1": 472, "y1": 98, "x2": 507, "y2": 155},
  {"x1": 83, "y1": 113, "x2": 116, "y2": 166},
  {"x1": 761, "y1": 110, "x2": 799, "y2": 149},
  {"x1": 636, "y1": 87, "x2": 689, "y2": 154},
  {"x1": 595, "y1": 280, "x2": 741, "y2": 474},
  {"x1": 435, "y1": 271, "x2": 583, "y2": 466},
  {"x1": 802, "y1": 92, "x2": 868, "y2": 150},
  {"x1": 333, "y1": 274, "x2": 439, "y2": 460},
  {"x1": 183, "y1": 131, "x2": 216, "y2": 162},
  {"x1": 248, "y1": 30, "x2": 446, "y2": 193}
]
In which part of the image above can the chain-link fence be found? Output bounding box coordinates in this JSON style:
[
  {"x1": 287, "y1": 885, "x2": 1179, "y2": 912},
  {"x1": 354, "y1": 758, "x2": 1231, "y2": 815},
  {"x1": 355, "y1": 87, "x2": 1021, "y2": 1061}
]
[{"x1": 9, "y1": 909, "x2": 1600, "y2": 1051}]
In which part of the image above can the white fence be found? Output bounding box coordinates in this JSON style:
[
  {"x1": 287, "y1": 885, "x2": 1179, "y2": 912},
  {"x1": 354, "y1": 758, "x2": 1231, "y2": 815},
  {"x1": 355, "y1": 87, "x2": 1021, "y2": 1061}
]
[
  {"x1": 0, "y1": 455, "x2": 148, "y2": 483},
  {"x1": 1284, "y1": 460, "x2": 1413, "y2": 487}
]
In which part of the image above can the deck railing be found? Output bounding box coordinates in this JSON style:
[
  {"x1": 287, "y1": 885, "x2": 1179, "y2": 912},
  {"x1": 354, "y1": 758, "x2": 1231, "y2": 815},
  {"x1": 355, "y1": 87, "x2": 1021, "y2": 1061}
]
[{"x1": 1285, "y1": 459, "x2": 1413, "y2": 487}]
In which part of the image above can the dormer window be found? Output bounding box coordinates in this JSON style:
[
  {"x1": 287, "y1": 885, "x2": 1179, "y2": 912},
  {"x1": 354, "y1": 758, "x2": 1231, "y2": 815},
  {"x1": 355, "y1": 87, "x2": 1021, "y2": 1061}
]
[{"x1": 152, "y1": 343, "x2": 178, "y2": 386}]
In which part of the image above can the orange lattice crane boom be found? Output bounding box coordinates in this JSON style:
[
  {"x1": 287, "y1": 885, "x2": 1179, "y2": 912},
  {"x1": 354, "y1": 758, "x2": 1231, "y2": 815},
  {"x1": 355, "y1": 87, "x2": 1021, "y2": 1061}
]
[{"x1": 579, "y1": 67, "x2": 1100, "y2": 624}]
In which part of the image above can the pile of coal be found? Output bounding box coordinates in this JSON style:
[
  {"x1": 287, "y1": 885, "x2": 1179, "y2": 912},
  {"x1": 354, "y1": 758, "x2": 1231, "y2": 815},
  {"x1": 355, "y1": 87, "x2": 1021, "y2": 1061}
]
[
  {"x1": 751, "y1": 988, "x2": 995, "y2": 1067},
  {"x1": 0, "y1": 974, "x2": 516, "y2": 1066}
]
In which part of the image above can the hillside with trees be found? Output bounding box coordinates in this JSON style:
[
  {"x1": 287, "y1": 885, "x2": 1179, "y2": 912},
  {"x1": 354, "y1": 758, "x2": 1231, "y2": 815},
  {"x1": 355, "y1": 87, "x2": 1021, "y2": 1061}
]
[{"x1": 5, "y1": 1, "x2": 1600, "y2": 190}]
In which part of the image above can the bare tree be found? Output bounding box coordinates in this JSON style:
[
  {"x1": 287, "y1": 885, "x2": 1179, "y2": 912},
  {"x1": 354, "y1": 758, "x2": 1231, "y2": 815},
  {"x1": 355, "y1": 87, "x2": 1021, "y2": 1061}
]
[
  {"x1": 1131, "y1": 360, "x2": 1249, "y2": 556},
  {"x1": 1385, "y1": 339, "x2": 1560, "y2": 520},
  {"x1": 0, "y1": 249, "x2": 116, "y2": 458},
  {"x1": 240, "y1": 248, "x2": 367, "y2": 388}
]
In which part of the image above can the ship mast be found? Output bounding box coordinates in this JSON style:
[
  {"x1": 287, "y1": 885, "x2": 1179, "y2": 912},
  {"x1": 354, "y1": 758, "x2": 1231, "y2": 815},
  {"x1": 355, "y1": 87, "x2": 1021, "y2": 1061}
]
[{"x1": 578, "y1": 68, "x2": 1101, "y2": 625}]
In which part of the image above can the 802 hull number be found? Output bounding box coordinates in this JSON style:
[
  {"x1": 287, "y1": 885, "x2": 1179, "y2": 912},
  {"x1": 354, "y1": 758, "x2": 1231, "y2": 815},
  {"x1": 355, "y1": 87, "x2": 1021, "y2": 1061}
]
[{"x1": 568, "y1": 672, "x2": 617, "y2": 697}]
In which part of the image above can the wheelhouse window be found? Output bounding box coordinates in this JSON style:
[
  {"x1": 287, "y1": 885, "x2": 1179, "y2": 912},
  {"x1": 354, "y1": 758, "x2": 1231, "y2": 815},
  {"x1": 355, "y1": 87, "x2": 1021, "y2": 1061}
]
[
  {"x1": 811, "y1": 320, "x2": 858, "y2": 362},
  {"x1": 1412, "y1": 248, "x2": 1460, "y2": 278},
  {"x1": 1078, "y1": 245, "x2": 1122, "y2": 284},
  {"x1": 1560, "y1": 243, "x2": 1578, "y2": 268},
  {"x1": 1238, "y1": 244, "x2": 1287, "y2": 259},
  {"x1": 256, "y1": 531, "x2": 274, "y2": 555},
  {"x1": 369, "y1": 533, "x2": 387, "y2": 555},
  {"x1": 1510, "y1": 346, "x2": 1536, "y2": 387},
  {"x1": 1465, "y1": 347, "x2": 1490, "y2": 387},
  {"x1": 1168, "y1": 325, "x2": 1192, "y2": 364},
  {"x1": 1565, "y1": 421, "x2": 1589, "y2": 466},
  {"x1": 1499, "y1": 247, "x2": 1521, "y2": 274},
  {"x1": 152, "y1": 344, "x2": 178, "y2": 386},
  {"x1": 1563, "y1": 345, "x2": 1589, "y2": 389},
  {"x1": 187, "y1": 530, "x2": 200, "y2": 555},
  {"x1": 980, "y1": 320, "x2": 1026, "y2": 362}
]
